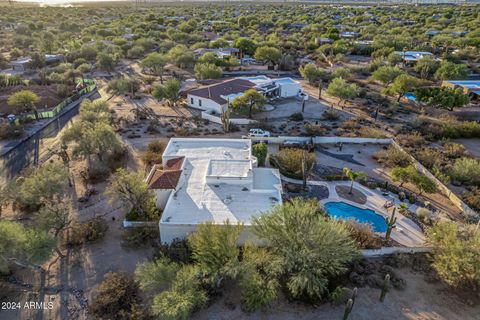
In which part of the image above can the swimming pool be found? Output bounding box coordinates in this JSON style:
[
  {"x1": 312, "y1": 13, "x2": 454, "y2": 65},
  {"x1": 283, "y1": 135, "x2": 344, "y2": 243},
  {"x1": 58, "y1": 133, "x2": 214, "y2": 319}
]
[{"x1": 324, "y1": 202, "x2": 388, "y2": 232}]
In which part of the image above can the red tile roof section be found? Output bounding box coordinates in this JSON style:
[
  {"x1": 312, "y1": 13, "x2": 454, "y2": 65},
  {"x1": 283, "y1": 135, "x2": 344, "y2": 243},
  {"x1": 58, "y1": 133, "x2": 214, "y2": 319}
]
[
  {"x1": 147, "y1": 157, "x2": 185, "y2": 190},
  {"x1": 188, "y1": 78, "x2": 256, "y2": 105}
]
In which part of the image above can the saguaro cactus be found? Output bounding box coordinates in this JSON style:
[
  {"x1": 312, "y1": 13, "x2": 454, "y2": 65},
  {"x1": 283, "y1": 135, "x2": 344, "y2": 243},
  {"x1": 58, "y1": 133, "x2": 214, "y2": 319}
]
[
  {"x1": 221, "y1": 107, "x2": 230, "y2": 133},
  {"x1": 351, "y1": 287, "x2": 358, "y2": 307},
  {"x1": 385, "y1": 207, "x2": 397, "y2": 243},
  {"x1": 380, "y1": 273, "x2": 391, "y2": 302},
  {"x1": 343, "y1": 298, "x2": 354, "y2": 320}
]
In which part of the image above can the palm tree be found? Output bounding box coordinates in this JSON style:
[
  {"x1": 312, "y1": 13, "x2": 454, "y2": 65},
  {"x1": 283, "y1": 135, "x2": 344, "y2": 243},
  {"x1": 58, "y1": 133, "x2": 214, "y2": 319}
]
[{"x1": 343, "y1": 167, "x2": 367, "y2": 194}]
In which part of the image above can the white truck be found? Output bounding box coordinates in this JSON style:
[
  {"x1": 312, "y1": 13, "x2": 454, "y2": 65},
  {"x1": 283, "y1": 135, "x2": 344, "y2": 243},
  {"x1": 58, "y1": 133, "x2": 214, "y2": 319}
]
[{"x1": 248, "y1": 128, "x2": 271, "y2": 137}]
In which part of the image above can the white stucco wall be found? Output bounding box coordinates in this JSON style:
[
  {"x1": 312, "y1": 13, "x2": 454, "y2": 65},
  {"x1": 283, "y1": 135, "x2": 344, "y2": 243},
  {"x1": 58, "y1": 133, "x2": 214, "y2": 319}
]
[
  {"x1": 279, "y1": 82, "x2": 301, "y2": 98},
  {"x1": 159, "y1": 222, "x2": 260, "y2": 244},
  {"x1": 155, "y1": 189, "x2": 172, "y2": 209},
  {"x1": 187, "y1": 94, "x2": 224, "y2": 114}
]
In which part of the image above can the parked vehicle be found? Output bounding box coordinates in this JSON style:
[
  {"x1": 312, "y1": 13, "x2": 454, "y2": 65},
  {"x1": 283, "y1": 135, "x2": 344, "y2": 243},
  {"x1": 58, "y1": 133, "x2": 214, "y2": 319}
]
[{"x1": 248, "y1": 128, "x2": 271, "y2": 137}]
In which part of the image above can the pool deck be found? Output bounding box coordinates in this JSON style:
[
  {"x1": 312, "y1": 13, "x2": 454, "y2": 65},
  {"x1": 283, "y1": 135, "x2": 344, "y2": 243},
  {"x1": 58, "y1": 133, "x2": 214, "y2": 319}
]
[{"x1": 283, "y1": 177, "x2": 426, "y2": 247}]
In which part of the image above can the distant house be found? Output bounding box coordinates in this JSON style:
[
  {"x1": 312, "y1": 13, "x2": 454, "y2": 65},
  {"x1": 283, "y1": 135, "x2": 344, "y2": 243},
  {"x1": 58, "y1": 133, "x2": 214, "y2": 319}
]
[
  {"x1": 193, "y1": 47, "x2": 240, "y2": 59},
  {"x1": 394, "y1": 51, "x2": 437, "y2": 63},
  {"x1": 200, "y1": 31, "x2": 220, "y2": 41},
  {"x1": 340, "y1": 31, "x2": 360, "y2": 38},
  {"x1": 426, "y1": 30, "x2": 441, "y2": 37},
  {"x1": 148, "y1": 138, "x2": 282, "y2": 244},
  {"x1": 186, "y1": 76, "x2": 303, "y2": 114},
  {"x1": 10, "y1": 54, "x2": 63, "y2": 72},
  {"x1": 442, "y1": 80, "x2": 480, "y2": 100}
]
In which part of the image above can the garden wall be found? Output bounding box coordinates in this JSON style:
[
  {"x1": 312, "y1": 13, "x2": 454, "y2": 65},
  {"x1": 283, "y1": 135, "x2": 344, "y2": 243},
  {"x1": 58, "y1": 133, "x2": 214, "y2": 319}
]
[{"x1": 201, "y1": 111, "x2": 257, "y2": 125}]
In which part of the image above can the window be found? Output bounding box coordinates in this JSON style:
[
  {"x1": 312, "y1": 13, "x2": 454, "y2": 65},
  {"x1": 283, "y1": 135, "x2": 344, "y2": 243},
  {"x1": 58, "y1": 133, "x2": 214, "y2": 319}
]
[
  {"x1": 199, "y1": 99, "x2": 202, "y2": 107},
  {"x1": 190, "y1": 97, "x2": 194, "y2": 104}
]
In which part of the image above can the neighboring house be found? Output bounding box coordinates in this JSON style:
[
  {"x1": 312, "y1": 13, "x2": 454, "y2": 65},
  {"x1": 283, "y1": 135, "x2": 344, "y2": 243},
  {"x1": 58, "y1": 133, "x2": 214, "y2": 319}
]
[
  {"x1": 340, "y1": 31, "x2": 360, "y2": 38},
  {"x1": 186, "y1": 76, "x2": 303, "y2": 114},
  {"x1": 10, "y1": 54, "x2": 63, "y2": 72},
  {"x1": 200, "y1": 31, "x2": 220, "y2": 41},
  {"x1": 193, "y1": 47, "x2": 241, "y2": 59},
  {"x1": 394, "y1": 51, "x2": 437, "y2": 63},
  {"x1": 147, "y1": 138, "x2": 282, "y2": 244},
  {"x1": 442, "y1": 80, "x2": 480, "y2": 100}
]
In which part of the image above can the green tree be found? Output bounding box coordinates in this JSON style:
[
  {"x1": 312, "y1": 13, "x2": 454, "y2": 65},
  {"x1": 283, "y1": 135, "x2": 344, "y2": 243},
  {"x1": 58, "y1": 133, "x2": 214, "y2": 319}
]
[
  {"x1": 343, "y1": 167, "x2": 367, "y2": 194},
  {"x1": 427, "y1": 222, "x2": 480, "y2": 288},
  {"x1": 391, "y1": 165, "x2": 417, "y2": 187},
  {"x1": 107, "y1": 77, "x2": 140, "y2": 98},
  {"x1": 253, "y1": 199, "x2": 359, "y2": 300},
  {"x1": 13, "y1": 162, "x2": 69, "y2": 208},
  {"x1": 231, "y1": 89, "x2": 267, "y2": 118},
  {"x1": 7, "y1": 90, "x2": 41, "y2": 119},
  {"x1": 0, "y1": 220, "x2": 56, "y2": 273},
  {"x1": 414, "y1": 55, "x2": 439, "y2": 79},
  {"x1": 415, "y1": 87, "x2": 469, "y2": 111},
  {"x1": 299, "y1": 63, "x2": 322, "y2": 85},
  {"x1": 384, "y1": 74, "x2": 421, "y2": 102},
  {"x1": 152, "y1": 79, "x2": 181, "y2": 107},
  {"x1": 233, "y1": 37, "x2": 257, "y2": 56},
  {"x1": 369, "y1": 66, "x2": 404, "y2": 86},
  {"x1": 254, "y1": 46, "x2": 282, "y2": 67},
  {"x1": 141, "y1": 52, "x2": 168, "y2": 83},
  {"x1": 96, "y1": 52, "x2": 115, "y2": 71},
  {"x1": 434, "y1": 61, "x2": 469, "y2": 81},
  {"x1": 252, "y1": 142, "x2": 268, "y2": 167},
  {"x1": 188, "y1": 221, "x2": 243, "y2": 280},
  {"x1": 106, "y1": 168, "x2": 157, "y2": 221},
  {"x1": 326, "y1": 78, "x2": 358, "y2": 107},
  {"x1": 194, "y1": 62, "x2": 222, "y2": 80}
]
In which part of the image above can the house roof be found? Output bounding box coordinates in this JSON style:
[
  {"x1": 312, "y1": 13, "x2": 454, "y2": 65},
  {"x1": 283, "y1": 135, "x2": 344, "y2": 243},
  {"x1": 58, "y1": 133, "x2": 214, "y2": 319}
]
[
  {"x1": 147, "y1": 168, "x2": 182, "y2": 190},
  {"x1": 187, "y1": 78, "x2": 256, "y2": 105},
  {"x1": 164, "y1": 156, "x2": 185, "y2": 170}
]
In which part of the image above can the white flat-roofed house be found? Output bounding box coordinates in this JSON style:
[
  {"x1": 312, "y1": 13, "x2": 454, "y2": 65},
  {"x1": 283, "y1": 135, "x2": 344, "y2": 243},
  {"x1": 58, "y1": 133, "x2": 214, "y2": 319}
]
[
  {"x1": 186, "y1": 76, "x2": 303, "y2": 114},
  {"x1": 147, "y1": 138, "x2": 283, "y2": 244}
]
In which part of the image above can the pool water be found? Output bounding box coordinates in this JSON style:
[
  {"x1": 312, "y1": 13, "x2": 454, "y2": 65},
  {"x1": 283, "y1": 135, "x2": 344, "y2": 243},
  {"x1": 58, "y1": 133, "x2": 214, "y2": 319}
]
[{"x1": 324, "y1": 202, "x2": 388, "y2": 233}]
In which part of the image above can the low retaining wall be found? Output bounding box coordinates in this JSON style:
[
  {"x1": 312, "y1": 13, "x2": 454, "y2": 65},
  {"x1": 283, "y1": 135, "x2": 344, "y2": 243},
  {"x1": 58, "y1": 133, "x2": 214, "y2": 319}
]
[
  {"x1": 122, "y1": 220, "x2": 158, "y2": 228},
  {"x1": 362, "y1": 246, "x2": 431, "y2": 257},
  {"x1": 391, "y1": 141, "x2": 477, "y2": 217},
  {"x1": 201, "y1": 111, "x2": 257, "y2": 125},
  {"x1": 249, "y1": 135, "x2": 392, "y2": 145}
]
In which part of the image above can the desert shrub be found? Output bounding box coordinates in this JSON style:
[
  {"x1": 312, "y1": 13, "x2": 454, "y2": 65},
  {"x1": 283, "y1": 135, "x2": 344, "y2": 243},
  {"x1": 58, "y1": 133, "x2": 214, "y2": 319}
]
[
  {"x1": 289, "y1": 112, "x2": 304, "y2": 121},
  {"x1": 463, "y1": 188, "x2": 480, "y2": 213},
  {"x1": 397, "y1": 132, "x2": 425, "y2": 149},
  {"x1": 322, "y1": 109, "x2": 340, "y2": 120},
  {"x1": 89, "y1": 272, "x2": 146, "y2": 320},
  {"x1": 358, "y1": 127, "x2": 387, "y2": 138},
  {"x1": 341, "y1": 119, "x2": 360, "y2": 130},
  {"x1": 374, "y1": 146, "x2": 411, "y2": 168},
  {"x1": 155, "y1": 238, "x2": 192, "y2": 264},
  {"x1": 88, "y1": 160, "x2": 111, "y2": 182},
  {"x1": 252, "y1": 142, "x2": 267, "y2": 167},
  {"x1": 174, "y1": 127, "x2": 190, "y2": 136},
  {"x1": 0, "y1": 123, "x2": 24, "y2": 139},
  {"x1": 240, "y1": 245, "x2": 280, "y2": 311},
  {"x1": 344, "y1": 220, "x2": 382, "y2": 249},
  {"x1": 416, "y1": 207, "x2": 434, "y2": 224},
  {"x1": 56, "y1": 84, "x2": 70, "y2": 98},
  {"x1": 442, "y1": 142, "x2": 468, "y2": 159},
  {"x1": 450, "y1": 158, "x2": 480, "y2": 186},
  {"x1": 141, "y1": 140, "x2": 166, "y2": 167},
  {"x1": 414, "y1": 148, "x2": 441, "y2": 169},
  {"x1": 427, "y1": 222, "x2": 480, "y2": 289},
  {"x1": 240, "y1": 270, "x2": 278, "y2": 312},
  {"x1": 188, "y1": 221, "x2": 243, "y2": 279},
  {"x1": 152, "y1": 264, "x2": 208, "y2": 320},
  {"x1": 65, "y1": 218, "x2": 108, "y2": 246},
  {"x1": 272, "y1": 148, "x2": 316, "y2": 179},
  {"x1": 304, "y1": 123, "x2": 326, "y2": 136},
  {"x1": 121, "y1": 227, "x2": 160, "y2": 248}
]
